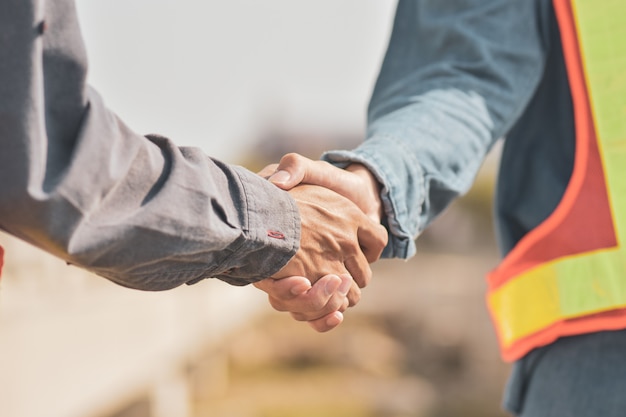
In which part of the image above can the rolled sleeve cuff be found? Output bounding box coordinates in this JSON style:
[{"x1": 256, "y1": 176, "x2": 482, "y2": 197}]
[{"x1": 210, "y1": 166, "x2": 301, "y2": 286}]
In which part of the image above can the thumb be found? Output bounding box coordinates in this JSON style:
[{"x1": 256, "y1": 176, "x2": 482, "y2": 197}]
[
  {"x1": 268, "y1": 153, "x2": 311, "y2": 189},
  {"x1": 269, "y1": 152, "x2": 348, "y2": 192},
  {"x1": 257, "y1": 163, "x2": 279, "y2": 179}
]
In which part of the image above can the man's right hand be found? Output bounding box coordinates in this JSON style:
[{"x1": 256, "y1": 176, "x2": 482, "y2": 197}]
[
  {"x1": 272, "y1": 184, "x2": 388, "y2": 302},
  {"x1": 255, "y1": 157, "x2": 388, "y2": 331}
]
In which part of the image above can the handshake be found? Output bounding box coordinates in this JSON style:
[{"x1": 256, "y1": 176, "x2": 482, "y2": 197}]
[{"x1": 254, "y1": 153, "x2": 389, "y2": 333}]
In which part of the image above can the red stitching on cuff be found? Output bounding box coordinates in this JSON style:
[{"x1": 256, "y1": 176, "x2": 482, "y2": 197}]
[{"x1": 267, "y1": 230, "x2": 285, "y2": 239}]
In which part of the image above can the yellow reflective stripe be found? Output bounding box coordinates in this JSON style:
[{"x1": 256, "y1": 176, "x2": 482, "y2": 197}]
[
  {"x1": 489, "y1": 248, "x2": 626, "y2": 348},
  {"x1": 573, "y1": 0, "x2": 626, "y2": 239},
  {"x1": 490, "y1": 0, "x2": 626, "y2": 352},
  {"x1": 489, "y1": 263, "x2": 561, "y2": 346}
]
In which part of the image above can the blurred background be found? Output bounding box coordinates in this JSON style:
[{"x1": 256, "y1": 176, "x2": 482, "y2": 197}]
[{"x1": 0, "y1": 1, "x2": 511, "y2": 416}]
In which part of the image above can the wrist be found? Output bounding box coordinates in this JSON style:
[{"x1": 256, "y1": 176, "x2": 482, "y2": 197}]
[{"x1": 345, "y1": 163, "x2": 383, "y2": 223}]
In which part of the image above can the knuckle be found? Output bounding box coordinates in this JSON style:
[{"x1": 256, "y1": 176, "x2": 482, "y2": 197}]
[
  {"x1": 309, "y1": 297, "x2": 327, "y2": 311},
  {"x1": 378, "y1": 228, "x2": 389, "y2": 244},
  {"x1": 281, "y1": 152, "x2": 301, "y2": 166},
  {"x1": 322, "y1": 297, "x2": 342, "y2": 313},
  {"x1": 348, "y1": 293, "x2": 360, "y2": 307}
]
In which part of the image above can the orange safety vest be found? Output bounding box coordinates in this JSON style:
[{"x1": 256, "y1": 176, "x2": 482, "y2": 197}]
[{"x1": 487, "y1": 0, "x2": 626, "y2": 362}]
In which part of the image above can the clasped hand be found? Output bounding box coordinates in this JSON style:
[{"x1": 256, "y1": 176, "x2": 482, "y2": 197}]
[{"x1": 255, "y1": 153, "x2": 387, "y2": 332}]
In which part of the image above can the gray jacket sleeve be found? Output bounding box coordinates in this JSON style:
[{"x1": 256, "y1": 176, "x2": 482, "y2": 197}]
[{"x1": 0, "y1": 0, "x2": 300, "y2": 290}]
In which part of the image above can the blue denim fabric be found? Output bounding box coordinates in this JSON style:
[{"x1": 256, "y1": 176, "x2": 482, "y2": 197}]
[
  {"x1": 324, "y1": 1, "x2": 621, "y2": 415},
  {"x1": 324, "y1": 0, "x2": 554, "y2": 259}
]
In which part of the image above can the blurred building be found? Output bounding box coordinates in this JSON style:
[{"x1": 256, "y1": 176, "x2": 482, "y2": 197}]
[{"x1": 0, "y1": 233, "x2": 267, "y2": 417}]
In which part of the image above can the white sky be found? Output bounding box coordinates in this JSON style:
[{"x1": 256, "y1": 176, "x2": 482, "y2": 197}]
[{"x1": 76, "y1": 0, "x2": 397, "y2": 162}]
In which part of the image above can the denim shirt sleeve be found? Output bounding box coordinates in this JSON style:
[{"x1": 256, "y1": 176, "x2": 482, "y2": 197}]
[
  {"x1": 0, "y1": 0, "x2": 300, "y2": 290},
  {"x1": 323, "y1": 0, "x2": 549, "y2": 259}
]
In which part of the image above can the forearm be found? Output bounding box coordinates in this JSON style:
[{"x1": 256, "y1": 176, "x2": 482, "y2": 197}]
[
  {"x1": 323, "y1": 0, "x2": 550, "y2": 259},
  {"x1": 0, "y1": 0, "x2": 299, "y2": 290},
  {"x1": 324, "y1": 89, "x2": 496, "y2": 258}
]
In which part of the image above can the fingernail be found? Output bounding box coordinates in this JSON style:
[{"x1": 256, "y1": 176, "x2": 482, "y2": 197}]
[
  {"x1": 326, "y1": 311, "x2": 343, "y2": 328},
  {"x1": 269, "y1": 170, "x2": 290, "y2": 185},
  {"x1": 338, "y1": 278, "x2": 352, "y2": 296}
]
